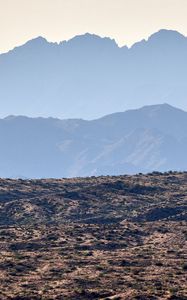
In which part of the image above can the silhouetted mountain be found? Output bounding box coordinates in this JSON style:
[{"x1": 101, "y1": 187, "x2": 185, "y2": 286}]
[
  {"x1": 0, "y1": 104, "x2": 186, "y2": 178},
  {"x1": 1, "y1": 29, "x2": 187, "y2": 119}
]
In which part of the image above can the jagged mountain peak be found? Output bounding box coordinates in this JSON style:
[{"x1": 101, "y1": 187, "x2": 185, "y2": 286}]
[
  {"x1": 60, "y1": 32, "x2": 118, "y2": 50},
  {"x1": 148, "y1": 29, "x2": 186, "y2": 42},
  {"x1": 27, "y1": 36, "x2": 48, "y2": 43},
  {"x1": 131, "y1": 29, "x2": 187, "y2": 50},
  {"x1": 5, "y1": 36, "x2": 58, "y2": 55}
]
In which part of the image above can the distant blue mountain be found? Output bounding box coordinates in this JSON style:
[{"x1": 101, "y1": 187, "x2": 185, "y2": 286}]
[
  {"x1": 0, "y1": 104, "x2": 186, "y2": 178},
  {"x1": 0, "y1": 29, "x2": 187, "y2": 119}
]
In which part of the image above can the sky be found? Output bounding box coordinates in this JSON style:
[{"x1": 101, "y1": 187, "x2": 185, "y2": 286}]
[{"x1": 0, "y1": 0, "x2": 187, "y2": 53}]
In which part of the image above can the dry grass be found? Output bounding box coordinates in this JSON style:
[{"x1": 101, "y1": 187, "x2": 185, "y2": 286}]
[{"x1": 0, "y1": 172, "x2": 186, "y2": 299}]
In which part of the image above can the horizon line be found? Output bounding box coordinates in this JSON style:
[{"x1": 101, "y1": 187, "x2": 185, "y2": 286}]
[
  {"x1": 2, "y1": 103, "x2": 186, "y2": 122},
  {"x1": 1, "y1": 28, "x2": 186, "y2": 56}
]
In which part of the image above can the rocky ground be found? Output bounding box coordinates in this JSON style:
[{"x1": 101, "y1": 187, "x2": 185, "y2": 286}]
[{"x1": 0, "y1": 172, "x2": 186, "y2": 299}]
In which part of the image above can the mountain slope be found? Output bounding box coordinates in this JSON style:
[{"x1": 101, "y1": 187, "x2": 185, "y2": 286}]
[
  {"x1": 0, "y1": 104, "x2": 186, "y2": 178},
  {"x1": 1, "y1": 30, "x2": 187, "y2": 119}
]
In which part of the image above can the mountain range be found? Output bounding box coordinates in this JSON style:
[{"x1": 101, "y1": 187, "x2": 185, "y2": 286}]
[
  {"x1": 1, "y1": 29, "x2": 187, "y2": 119},
  {"x1": 0, "y1": 104, "x2": 187, "y2": 178}
]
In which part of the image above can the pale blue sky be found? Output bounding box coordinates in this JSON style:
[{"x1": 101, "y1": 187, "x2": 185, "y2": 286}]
[{"x1": 0, "y1": 0, "x2": 187, "y2": 53}]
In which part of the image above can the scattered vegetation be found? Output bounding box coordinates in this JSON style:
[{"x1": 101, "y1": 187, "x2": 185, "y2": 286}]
[{"x1": 0, "y1": 172, "x2": 186, "y2": 299}]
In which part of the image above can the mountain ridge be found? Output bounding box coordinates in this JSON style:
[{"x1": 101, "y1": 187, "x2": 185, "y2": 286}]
[
  {"x1": 1, "y1": 29, "x2": 186, "y2": 55},
  {"x1": 1, "y1": 29, "x2": 187, "y2": 119},
  {"x1": 0, "y1": 104, "x2": 186, "y2": 178},
  {"x1": 3, "y1": 103, "x2": 186, "y2": 121}
]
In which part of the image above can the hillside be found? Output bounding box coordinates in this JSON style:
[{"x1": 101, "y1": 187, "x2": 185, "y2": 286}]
[
  {"x1": 0, "y1": 104, "x2": 187, "y2": 178},
  {"x1": 1, "y1": 29, "x2": 187, "y2": 119},
  {"x1": 0, "y1": 172, "x2": 186, "y2": 299}
]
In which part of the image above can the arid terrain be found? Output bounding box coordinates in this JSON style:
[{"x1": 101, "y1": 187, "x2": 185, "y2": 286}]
[{"x1": 0, "y1": 172, "x2": 186, "y2": 299}]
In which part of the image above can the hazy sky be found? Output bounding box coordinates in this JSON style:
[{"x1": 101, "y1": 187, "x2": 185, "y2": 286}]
[{"x1": 0, "y1": 0, "x2": 187, "y2": 53}]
